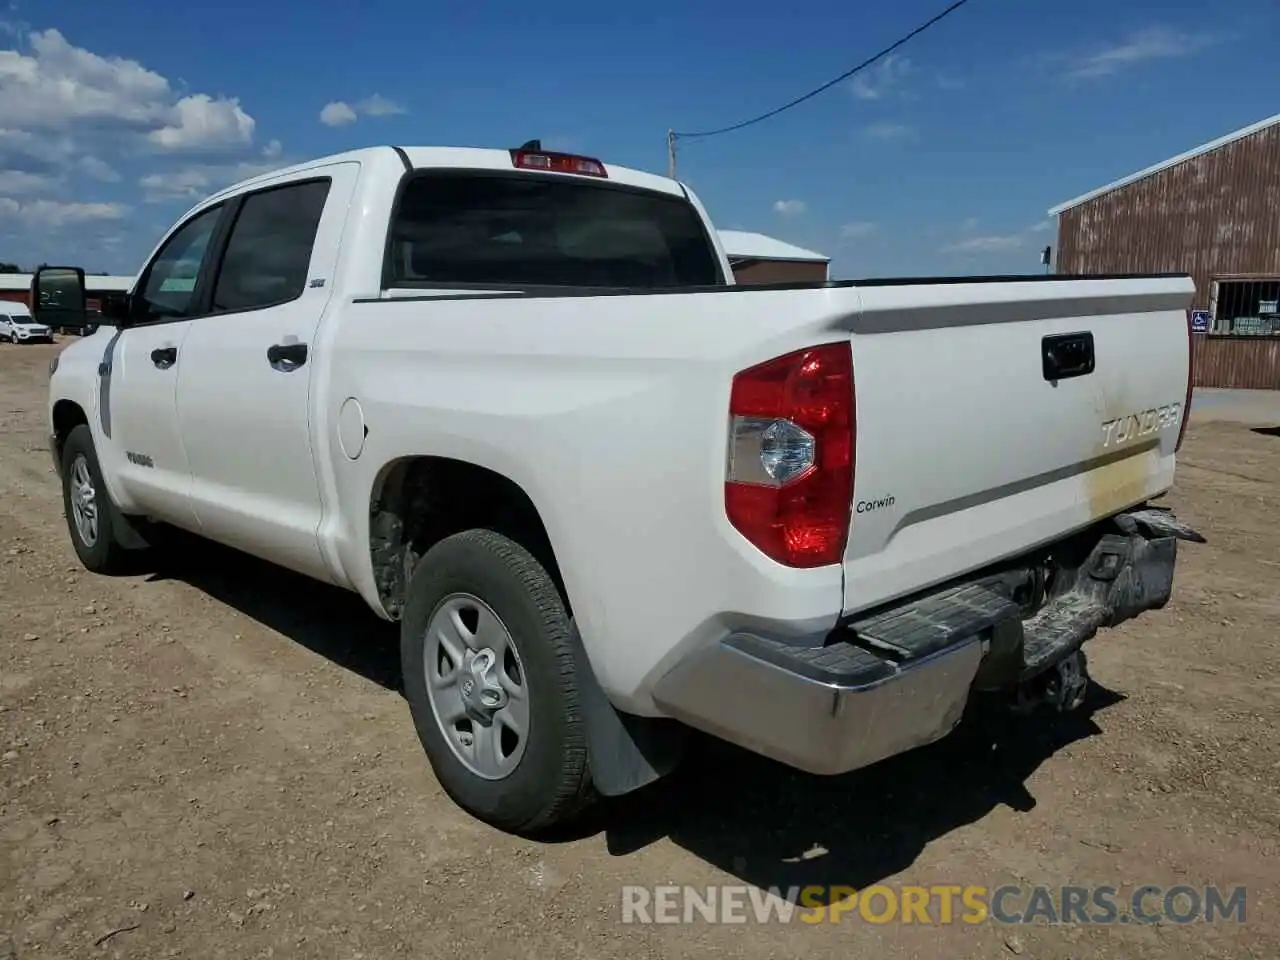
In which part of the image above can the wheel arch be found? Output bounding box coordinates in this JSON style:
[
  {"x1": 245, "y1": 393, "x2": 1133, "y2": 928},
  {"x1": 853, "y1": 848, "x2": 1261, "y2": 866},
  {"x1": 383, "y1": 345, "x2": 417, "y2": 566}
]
[
  {"x1": 367, "y1": 454, "x2": 684, "y2": 798},
  {"x1": 51, "y1": 398, "x2": 89, "y2": 464},
  {"x1": 366, "y1": 455, "x2": 565, "y2": 622}
]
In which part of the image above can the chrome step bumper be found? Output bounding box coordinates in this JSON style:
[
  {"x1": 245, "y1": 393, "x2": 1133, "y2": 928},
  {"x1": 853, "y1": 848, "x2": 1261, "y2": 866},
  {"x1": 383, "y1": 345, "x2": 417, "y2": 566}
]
[{"x1": 651, "y1": 508, "x2": 1202, "y2": 776}]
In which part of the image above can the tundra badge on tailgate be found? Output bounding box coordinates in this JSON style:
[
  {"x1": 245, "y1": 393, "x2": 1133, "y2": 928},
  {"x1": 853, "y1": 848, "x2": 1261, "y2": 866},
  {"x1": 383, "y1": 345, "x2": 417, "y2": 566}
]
[{"x1": 1100, "y1": 403, "x2": 1182, "y2": 448}]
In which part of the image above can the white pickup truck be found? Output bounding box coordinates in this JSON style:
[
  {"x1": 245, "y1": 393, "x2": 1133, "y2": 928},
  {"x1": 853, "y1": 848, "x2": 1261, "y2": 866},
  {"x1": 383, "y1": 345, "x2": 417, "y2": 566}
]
[{"x1": 40, "y1": 143, "x2": 1204, "y2": 835}]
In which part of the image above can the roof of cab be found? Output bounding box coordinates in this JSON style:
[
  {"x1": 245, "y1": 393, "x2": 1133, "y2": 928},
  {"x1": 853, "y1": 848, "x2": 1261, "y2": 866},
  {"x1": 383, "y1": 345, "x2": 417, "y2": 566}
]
[
  {"x1": 398, "y1": 146, "x2": 684, "y2": 196},
  {"x1": 209, "y1": 145, "x2": 684, "y2": 204}
]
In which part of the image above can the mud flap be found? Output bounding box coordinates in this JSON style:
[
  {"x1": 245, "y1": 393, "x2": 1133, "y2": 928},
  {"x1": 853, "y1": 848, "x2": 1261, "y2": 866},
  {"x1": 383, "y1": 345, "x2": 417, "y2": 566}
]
[
  {"x1": 110, "y1": 509, "x2": 152, "y2": 551},
  {"x1": 569, "y1": 620, "x2": 686, "y2": 797}
]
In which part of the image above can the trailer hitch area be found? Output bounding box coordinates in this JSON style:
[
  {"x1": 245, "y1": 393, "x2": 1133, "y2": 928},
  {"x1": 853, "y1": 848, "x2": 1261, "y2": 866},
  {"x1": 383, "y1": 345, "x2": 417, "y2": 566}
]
[{"x1": 1011, "y1": 649, "x2": 1090, "y2": 714}]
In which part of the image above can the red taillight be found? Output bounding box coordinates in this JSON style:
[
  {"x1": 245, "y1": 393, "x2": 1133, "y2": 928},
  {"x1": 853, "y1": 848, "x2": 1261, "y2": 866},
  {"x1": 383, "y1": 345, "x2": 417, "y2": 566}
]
[
  {"x1": 1176, "y1": 309, "x2": 1195, "y2": 452},
  {"x1": 509, "y1": 149, "x2": 607, "y2": 178},
  {"x1": 725, "y1": 343, "x2": 855, "y2": 568}
]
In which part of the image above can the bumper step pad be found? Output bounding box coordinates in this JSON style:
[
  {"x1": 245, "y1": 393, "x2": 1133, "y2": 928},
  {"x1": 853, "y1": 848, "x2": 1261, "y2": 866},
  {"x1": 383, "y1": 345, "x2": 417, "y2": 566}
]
[
  {"x1": 850, "y1": 582, "x2": 1020, "y2": 662},
  {"x1": 730, "y1": 509, "x2": 1195, "y2": 692}
]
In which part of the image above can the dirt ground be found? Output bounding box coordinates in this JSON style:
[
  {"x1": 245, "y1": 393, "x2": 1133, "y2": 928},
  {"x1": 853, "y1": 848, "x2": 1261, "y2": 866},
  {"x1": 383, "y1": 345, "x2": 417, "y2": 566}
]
[{"x1": 2, "y1": 339, "x2": 1278, "y2": 960}]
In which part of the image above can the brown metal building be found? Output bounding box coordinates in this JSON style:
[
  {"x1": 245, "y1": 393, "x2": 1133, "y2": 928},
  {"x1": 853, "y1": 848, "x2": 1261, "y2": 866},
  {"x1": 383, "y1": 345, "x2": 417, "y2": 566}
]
[
  {"x1": 718, "y1": 231, "x2": 830, "y2": 285},
  {"x1": 1048, "y1": 113, "x2": 1280, "y2": 388}
]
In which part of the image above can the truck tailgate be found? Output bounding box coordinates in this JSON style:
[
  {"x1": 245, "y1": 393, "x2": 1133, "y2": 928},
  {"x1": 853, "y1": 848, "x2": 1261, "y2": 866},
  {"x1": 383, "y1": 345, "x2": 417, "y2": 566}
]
[{"x1": 842, "y1": 275, "x2": 1195, "y2": 617}]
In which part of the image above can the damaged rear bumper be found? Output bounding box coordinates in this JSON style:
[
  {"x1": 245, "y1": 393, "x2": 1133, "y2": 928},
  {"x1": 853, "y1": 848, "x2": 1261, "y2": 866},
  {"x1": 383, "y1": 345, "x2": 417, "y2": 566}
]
[{"x1": 651, "y1": 506, "x2": 1203, "y2": 776}]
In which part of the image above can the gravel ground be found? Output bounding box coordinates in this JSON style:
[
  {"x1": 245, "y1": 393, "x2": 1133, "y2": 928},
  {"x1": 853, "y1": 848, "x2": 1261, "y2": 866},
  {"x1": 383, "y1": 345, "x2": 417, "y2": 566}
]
[{"x1": 2, "y1": 340, "x2": 1278, "y2": 959}]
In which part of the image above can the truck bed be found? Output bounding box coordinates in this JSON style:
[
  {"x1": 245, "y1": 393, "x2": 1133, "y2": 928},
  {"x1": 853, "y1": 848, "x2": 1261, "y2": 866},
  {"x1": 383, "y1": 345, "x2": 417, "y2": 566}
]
[{"x1": 338, "y1": 270, "x2": 1194, "y2": 710}]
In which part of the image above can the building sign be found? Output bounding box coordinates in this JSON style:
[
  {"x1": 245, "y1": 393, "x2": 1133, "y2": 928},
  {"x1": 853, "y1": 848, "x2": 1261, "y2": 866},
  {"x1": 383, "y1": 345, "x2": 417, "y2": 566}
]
[
  {"x1": 1232, "y1": 316, "x2": 1274, "y2": 336},
  {"x1": 1190, "y1": 310, "x2": 1210, "y2": 333},
  {"x1": 1259, "y1": 300, "x2": 1278, "y2": 315}
]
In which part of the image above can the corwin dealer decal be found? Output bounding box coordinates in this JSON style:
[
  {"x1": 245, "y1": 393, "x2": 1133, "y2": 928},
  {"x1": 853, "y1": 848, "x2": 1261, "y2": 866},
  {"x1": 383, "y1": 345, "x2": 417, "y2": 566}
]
[{"x1": 856, "y1": 495, "x2": 896, "y2": 514}]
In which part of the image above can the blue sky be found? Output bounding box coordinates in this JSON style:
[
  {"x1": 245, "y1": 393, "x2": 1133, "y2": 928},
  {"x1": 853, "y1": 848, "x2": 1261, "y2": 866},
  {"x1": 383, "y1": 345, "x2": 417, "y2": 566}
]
[{"x1": 2, "y1": 0, "x2": 1276, "y2": 278}]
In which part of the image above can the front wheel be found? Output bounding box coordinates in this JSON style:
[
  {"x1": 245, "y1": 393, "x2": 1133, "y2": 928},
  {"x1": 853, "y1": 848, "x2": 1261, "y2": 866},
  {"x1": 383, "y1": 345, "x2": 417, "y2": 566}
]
[
  {"x1": 400, "y1": 529, "x2": 595, "y2": 835},
  {"x1": 60, "y1": 425, "x2": 130, "y2": 573}
]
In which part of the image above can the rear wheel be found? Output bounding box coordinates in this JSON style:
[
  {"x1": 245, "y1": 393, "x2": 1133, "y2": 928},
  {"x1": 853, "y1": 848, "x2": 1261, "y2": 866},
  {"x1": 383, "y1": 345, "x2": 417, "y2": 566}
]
[
  {"x1": 400, "y1": 529, "x2": 595, "y2": 835},
  {"x1": 60, "y1": 425, "x2": 130, "y2": 573}
]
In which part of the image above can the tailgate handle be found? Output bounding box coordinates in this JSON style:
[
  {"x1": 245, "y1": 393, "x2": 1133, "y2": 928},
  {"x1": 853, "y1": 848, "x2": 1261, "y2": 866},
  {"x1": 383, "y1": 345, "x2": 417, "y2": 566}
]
[{"x1": 1042, "y1": 332, "x2": 1095, "y2": 382}]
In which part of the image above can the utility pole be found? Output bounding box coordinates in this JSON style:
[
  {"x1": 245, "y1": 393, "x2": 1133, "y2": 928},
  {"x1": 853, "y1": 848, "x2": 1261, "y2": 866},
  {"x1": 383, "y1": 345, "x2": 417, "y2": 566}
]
[{"x1": 667, "y1": 129, "x2": 677, "y2": 180}]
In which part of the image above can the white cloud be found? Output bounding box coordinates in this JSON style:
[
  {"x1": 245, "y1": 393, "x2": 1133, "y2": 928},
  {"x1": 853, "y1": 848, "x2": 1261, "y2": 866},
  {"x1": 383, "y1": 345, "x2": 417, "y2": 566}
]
[
  {"x1": 0, "y1": 23, "x2": 283, "y2": 271},
  {"x1": 0, "y1": 28, "x2": 169, "y2": 129},
  {"x1": 937, "y1": 217, "x2": 1056, "y2": 257},
  {"x1": 840, "y1": 221, "x2": 877, "y2": 238},
  {"x1": 357, "y1": 94, "x2": 405, "y2": 117},
  {"x1": 0, "y1": 196, "x2": 127, "y2": 228},
  {"x1": 942, "y1": 234, "x2": 1025, "y2": 254},
  {"x1": 78, "y1": 155, "x2": 120, "y2": 182},
  {"x1": 1060, "y1": 27, "x2": 1215, "y2": 80},
  {"x1": 0, "y1": 29, "x2": 256, "y2": 150},
  {"x1": 319, "y1": 101, "x2": 358, "y2": 127},
  {"x1": 863, "y1": 121, "x2": 914, "y2": 141},
  {"x1": 139, "y1": 158, "x2": 288, "y2": 203},
  {"x1": 147, "y1": 93, "x2": 254, "y2": 150},
  {"x1": 850, "y1": 55, "x2": 912, "y2": 100},
  {"x1": 0, "y1": 152, "x2": 119, "y2": 202},
  {"x1": 138, "y1": 168, "x2": 212, "y2": 202},
  {"x1": 772, "y1": 199, "x2": 806, "y2": 216},
  {"x1": 320, "y1": 94, "x2": 405, "y2": 127},
  {"x1": 0, "y1": 126, "x2": 72, "y2": 169},
  {"x1": 0, "y1": 168, "x2": 54, "y2": 193}
]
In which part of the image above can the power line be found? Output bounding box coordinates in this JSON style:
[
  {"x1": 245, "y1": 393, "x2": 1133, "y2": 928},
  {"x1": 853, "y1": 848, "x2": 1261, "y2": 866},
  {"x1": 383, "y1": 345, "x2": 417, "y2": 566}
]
[{"x1": 671, "y1": 0, "x2": 975, "y2": 143}]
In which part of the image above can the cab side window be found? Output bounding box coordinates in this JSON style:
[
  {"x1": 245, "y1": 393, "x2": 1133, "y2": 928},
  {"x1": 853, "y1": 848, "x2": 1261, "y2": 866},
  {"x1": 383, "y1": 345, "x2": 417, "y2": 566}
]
[
  {"x1": 137, "y1": 203, "x2": 224, "y2": 320},
  {"x1": 211, "y1": 179, "x2": 331, "y2": 314}
]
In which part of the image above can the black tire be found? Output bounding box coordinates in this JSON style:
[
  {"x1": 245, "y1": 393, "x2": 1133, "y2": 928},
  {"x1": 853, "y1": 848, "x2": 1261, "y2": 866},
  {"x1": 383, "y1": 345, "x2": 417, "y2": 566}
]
[
  {"x1": 401, "y1": 529, "x2": 595, "y2": 835},
  {"x1": 60, "y1": 424, "x2": 130, "y2": 574}
]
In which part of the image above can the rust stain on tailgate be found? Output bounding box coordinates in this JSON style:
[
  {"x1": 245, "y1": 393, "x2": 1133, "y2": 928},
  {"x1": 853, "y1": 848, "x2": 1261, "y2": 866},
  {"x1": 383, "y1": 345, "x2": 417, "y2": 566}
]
[
  {"x1": 1083, "y1": 396, "x2": 1179, "y2": 520},
  {"x1": 1083, "y1": 447, "x2": 1160, "y2": 520}
]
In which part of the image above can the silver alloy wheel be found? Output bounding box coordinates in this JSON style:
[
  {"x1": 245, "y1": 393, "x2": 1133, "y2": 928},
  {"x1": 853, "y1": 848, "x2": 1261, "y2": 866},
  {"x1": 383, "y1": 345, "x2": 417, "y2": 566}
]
[
  {"x1": 423, "y1": 593, "x2": 530, "y2": 780},
  {"x1": 69, "y1": 453, "x2": 99, "y2": 547}
]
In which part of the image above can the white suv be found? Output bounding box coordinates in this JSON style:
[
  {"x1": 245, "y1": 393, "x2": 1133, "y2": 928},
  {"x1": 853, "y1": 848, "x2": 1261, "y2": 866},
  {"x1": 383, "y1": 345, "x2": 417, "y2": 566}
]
[{"x1": 0, "y1": 311, "x2": 54, "y2": 344}]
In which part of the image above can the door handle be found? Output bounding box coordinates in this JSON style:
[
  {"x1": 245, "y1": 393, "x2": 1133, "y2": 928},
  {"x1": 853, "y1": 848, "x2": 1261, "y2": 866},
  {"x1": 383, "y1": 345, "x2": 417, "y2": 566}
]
[
  {"x1": 150, "y1": 346, "x2": 177, "y2": 369},
  {"x1": 267, "y1": 342, "x2": 308, "y2": 372},
  {"x1": 1042, "y1": 332, "x2": 1095, "y2": 382}
]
